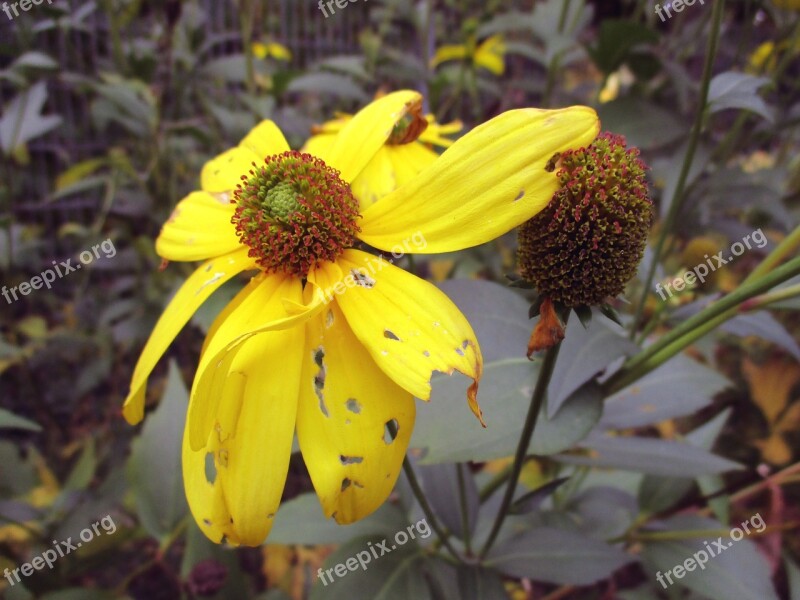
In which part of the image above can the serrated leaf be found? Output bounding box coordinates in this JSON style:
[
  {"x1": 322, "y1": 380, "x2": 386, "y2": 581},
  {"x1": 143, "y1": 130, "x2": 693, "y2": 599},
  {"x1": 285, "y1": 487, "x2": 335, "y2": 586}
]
[
  {"x1": 708, "y1": 72, "x2": 774, "y2": 122},
  {"x1": 126, "y1": 361, "x2": 188, "y2": 539},
  {"x1": 485, "y1": 526, "x2": 636, "y2": 585}
]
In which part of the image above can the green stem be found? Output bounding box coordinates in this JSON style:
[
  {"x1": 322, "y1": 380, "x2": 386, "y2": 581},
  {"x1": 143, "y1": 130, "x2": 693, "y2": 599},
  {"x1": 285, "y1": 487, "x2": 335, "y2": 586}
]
[
  {"x1": 740, "y1": 283, "x2": 800, "y2": 311},
  {"x1": 478, "y1": 321, "x2": 567, "y2": 559},
  {"x1": 630, "y1": 0, "x2": 725, "y2": 336},
  {"x1": 606, "y1": 254, "x2": 800, "y2": 392},
  {"x1": 743, "y1": 224, "x2": 800, "y2": 284},
  {"x1": 456, "y1": 463, "x2": 473, "y2": 556},
  {"x1": 401, "y1": 456, "x2": 462, "y2": 561}
]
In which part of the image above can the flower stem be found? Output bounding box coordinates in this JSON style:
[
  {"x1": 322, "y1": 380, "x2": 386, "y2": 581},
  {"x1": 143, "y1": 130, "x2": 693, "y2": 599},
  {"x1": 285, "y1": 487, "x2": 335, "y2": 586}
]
[
  {"x1": 401, "y1": 456, "x2": 462, "y2": 561},
  {"x1": 478, "y1": 321, "x2": 567, "y2": 559},
  {"x1": 606, "y1": 254, "x2": 800, "y2": 392},
  {"x1": 630, "y1": 0, "x2": 726, "y2": 336},
  {"x1": 456, "y1": 463, "x2": 473, "y2": 556}
]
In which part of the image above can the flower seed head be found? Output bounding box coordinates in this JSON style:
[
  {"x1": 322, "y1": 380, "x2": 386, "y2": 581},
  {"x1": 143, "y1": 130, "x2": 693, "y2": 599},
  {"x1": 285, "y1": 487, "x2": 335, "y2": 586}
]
[{"x1": 517, "y1": 133, "x2": 654, "y2": 307}]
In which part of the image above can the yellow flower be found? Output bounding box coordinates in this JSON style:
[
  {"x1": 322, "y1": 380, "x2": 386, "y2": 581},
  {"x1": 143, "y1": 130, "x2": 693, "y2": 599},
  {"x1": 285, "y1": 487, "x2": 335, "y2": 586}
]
[
  {"x1": 772, "y1": 0, "x2": 800, "y2": 8},
  {"x1": 431, "y1": 34, "x2": 506, "y2": 75},
  {"x1": 123, "y1": 91, "x2": 599, "y2": 546},
  {"x1": 303, "y1": 108, "x2": 462, "y2": 207},
  {"x1": 252, "y1": 41, "x2": 292, "y2": 62}
]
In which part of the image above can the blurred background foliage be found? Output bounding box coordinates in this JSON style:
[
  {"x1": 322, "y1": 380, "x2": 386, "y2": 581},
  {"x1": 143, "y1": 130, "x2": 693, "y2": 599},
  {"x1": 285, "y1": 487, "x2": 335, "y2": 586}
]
[{"x1": 0, "y1": 0, "x2": 799, "y2": 598}]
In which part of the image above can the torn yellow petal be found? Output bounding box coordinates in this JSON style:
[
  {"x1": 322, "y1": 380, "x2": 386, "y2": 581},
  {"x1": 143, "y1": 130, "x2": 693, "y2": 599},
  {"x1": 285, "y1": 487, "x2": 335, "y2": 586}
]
[
  {"x1": 188, "y1": 273, "x2": 326, "y2": 450},
  {"x1": 201, "y1": 120, "x2": 290, "y2": 193},
  {"x1": 156, "y1": 191, "x2": 241, "y2": 261},
  {"x1": 297, "y1": 298, "x2": 415, "y2": 524},
  {"x1": 313, "y1": 250, "x2": 485, "y2": 424},
  {"x1": 122, "y1": 248, "x2": 256, "y2": 425},
  {"x1": 358, "y1": 106, "x2": 600, "y2": 254},
  {"x1": 316, "y1": 90, "x2": 423, "y2": 184},
  {"x1": 183, "y1": 316, "x2": 303, "y2": 546}
]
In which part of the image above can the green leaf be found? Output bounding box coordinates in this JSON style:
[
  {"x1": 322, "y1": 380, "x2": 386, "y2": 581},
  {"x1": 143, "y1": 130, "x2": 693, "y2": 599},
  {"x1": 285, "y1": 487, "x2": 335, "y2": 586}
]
[
  {"x1": 267, "y1": 492, "x2": 411, "y2": 545},
  {"x1": 0, "y1": 408, "x2": 41, "y2": 432},
  {"x1": 181, "y1": 520, "x2": 250, "y2": 600},
  {"x1": 721, "y1": 311, "x2": 800, "y2": 361},
  {"x1": 548, "y1": 317, "x2": 636, "y2": 417},
  {"x1": 485, "y1": 527, "x2": 636, "y2": 585},
  {"x1": 600, "y1": 355, "x2": 731, "y2": 429},
  {"x1": 40, "y1": 591, "x2": 115, "y2": 600},
  {"x1": 786, "y1": 554, "x2": 800, "y2": 600},
  {"x1": 64, "y1": 438, "x2": 96, "y2": 491},
  {"x1": 11, "y1": 52, "x2": 58, "y2": 71},
  {"x1": 428, "y1": 561, "x2": 510, "y2": 600},
  {"x1": 641, "y1": 514, "x2": 779, "y2": 600},
  {"x1": 588, "y1": 19, "x2": 658, "y2": 74},
  {"x1": 412, "y1": 359, "x2": 601, "y2": 464},
  {"x1": 638, "y1": 475, "x2": 694, "y2": 515},
  {"x1": 287, "y1": 72, "x2": 368, "y2": 101},
  {"x1": 708, "y1": 72, "x2": 774, "y2": 122},
  {"x1": 686, "y1": 409, "x2": 732, "y2": 524},
  {"x1": 559, "y1": 433, "x2": 742, "y2": 476},
  {"x1": 509, "y1": 477, "x2": 568, "y2": 515},
  {"x1": 309, "y1": 535, "x2": 431, "y2": 600},
  {"x1": 561, "y1": 487, "x2": 638, "y2": 540},
  {"x1": 126, "y1": 361, "x2": 188, "y2": 539},
  {"x1": 0, "y1": 81, "x2": 63, "y2": 154},
  {"x1": 596, "y1": 98, "x2": 685, "y2": 149},
  {"x1": 419, "y1": 464, "x2": 478, "y2": 541},
  {"x1": 438, "y1": 279, "x2": 531, "y2": 363}
]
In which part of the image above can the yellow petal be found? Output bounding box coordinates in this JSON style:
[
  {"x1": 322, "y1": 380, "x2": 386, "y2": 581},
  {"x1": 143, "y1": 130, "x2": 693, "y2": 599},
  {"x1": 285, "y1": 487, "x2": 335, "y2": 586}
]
[
  {"x1": 201, "y1": 121, "x2": 290, "y2": 193},
  {"x1": 297, "y1": 298, "x2": 415, "y2": 523},
  {"x1": 431, "y1": 44, "x2": 468, "y2": 68},
  {"x1": 475, "y1": 36, "x2": 506, "y2": 75},
  {"x1": 188, "y1": 273, "x2": 327, "y2": 450},
  {"x1": 183, "y1": 318, "x2": 304, "y2": 546},
  {"x1": 156, "y1": 191, "x2": 241, "y2": 261},
  {"x1": 358, "y1": 106, "x2": 600, "y2": 254},
  {"x1": 122, "y1": 248, "x2": 256, "y2": 425},
  {"x1": 313, "y1": 250, "x2": 485, "y2": 425},
  {"x1": 316, "y1": 90, "x2": 423, "y2": 184}
]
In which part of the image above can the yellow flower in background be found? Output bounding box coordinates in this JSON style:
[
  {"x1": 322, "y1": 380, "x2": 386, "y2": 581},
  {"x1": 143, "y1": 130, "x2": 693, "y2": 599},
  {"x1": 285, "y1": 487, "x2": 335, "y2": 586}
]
[
  {"x1": 252, "y1": 40, "x2": 292, "y2": 61},
  {"x1": 303, "y1": 107, "x2": 462, "y2": 207},
  {"x1": 122, "y1": 90, "x2": 599, "y2": 546},
  {"x1": 772, "y1": 0, "x2": 800, "y2": 8},
  {"x1": 431, "y1": 34, "x2": 506, "y2": 75}
]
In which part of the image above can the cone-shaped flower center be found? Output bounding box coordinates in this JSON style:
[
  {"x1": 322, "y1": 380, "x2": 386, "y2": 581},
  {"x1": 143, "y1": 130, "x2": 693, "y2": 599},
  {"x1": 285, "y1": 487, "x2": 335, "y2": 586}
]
[
  {"x1": 517, "y1": 132, "x2": 653, "y2": 307},
  {"x1": 232, "y1": 151, "x2": 361, "y2": 277}
]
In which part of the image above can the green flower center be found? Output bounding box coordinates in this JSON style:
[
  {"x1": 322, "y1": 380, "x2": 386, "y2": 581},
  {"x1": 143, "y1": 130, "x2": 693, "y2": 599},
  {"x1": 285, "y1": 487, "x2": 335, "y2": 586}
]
[{"x1": 232, "y1": 151, "x2": 361, "y2": 277}]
